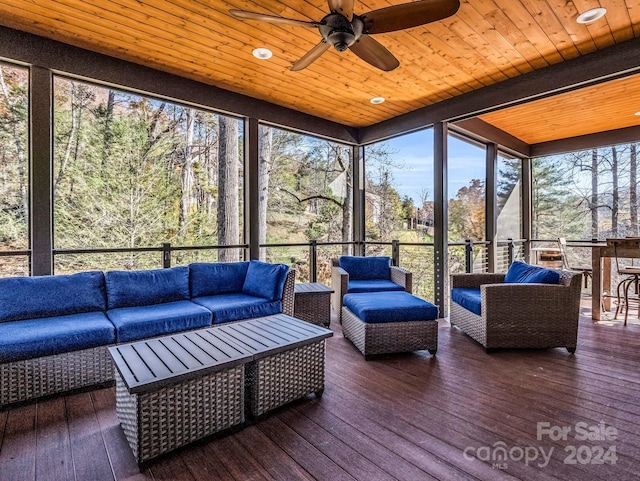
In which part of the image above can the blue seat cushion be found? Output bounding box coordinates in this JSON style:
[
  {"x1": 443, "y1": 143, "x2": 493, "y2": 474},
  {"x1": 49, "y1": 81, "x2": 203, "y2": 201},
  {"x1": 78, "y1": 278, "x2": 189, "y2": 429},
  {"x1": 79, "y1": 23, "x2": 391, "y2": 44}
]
[
  {"x1": 339, "y1": 256, "x2": 391, "y2": 280},
  {"x1": 343, "y1": 291, "x2": 438, "y2": 324},
  {"x1": 192, "y1": 293, "x2": 282, "y2": 324},
  {"x1": 504, "y1": 260, "x2": 560, "y2": 284},
  {"x1": 451, "y1": 288, "x2": 482, "y2": 316},
  {"x1": 107, "y1": 300, "x2": 212, "y2": 343},
  {"x1": 0, "y1": 271, "x2": 106, "y2": 322},
  {"x1": 347, "y1": 279, "x2": 405, "y2": 294},
  {"x1": 0, "y1": 312, "x2": 115, "y2": 363},
  {"x1": 105, "y1": 266, "x2": 190, "y2": 309},
  {"x1": 189, "y1": 261, "x2": 250, "y2": 297},
  {"x1": 242, "y1": 261, "x2": 289, "y2": 301}
]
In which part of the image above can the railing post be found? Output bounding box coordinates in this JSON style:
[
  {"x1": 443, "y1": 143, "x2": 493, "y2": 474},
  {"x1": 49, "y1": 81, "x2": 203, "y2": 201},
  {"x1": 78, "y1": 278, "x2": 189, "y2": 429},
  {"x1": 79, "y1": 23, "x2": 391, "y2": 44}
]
[
  {"x1": 162, "y1": 243, "x2": 171, "y2": 268},
  {"x1": 507, "y1": 238, "x2": 515, "y2": 266},
  {"x1": 309, "y1": 240, "x2": 318, "y2": 283},
  {"x1": 391, "y1": 239, "x2": 400, "y2": 266},
  {"x1": 465, "y1": 239, "x2": 474, "y2": 273}
]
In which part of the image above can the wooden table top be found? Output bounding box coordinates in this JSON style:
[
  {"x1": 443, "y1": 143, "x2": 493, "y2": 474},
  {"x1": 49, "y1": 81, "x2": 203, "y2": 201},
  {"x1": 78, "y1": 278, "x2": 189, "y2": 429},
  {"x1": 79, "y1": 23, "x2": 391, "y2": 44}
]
[
  {"x1": 213, "y1": 313, "x2": 333, "y2": 361},
  {"x1": 294, "y1": 282, "x2": 334, "y2": 294},
  {"x1": 109, "y1": 314, "x2": 333, "y2": 393}
]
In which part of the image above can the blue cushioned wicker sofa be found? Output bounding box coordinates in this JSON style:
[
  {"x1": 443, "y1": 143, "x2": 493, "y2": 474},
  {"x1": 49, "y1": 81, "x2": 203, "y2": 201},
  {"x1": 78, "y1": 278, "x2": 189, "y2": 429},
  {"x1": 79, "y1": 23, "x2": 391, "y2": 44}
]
[{"x1": 0, "y1": 260, "x2": 293, "y2": 407}]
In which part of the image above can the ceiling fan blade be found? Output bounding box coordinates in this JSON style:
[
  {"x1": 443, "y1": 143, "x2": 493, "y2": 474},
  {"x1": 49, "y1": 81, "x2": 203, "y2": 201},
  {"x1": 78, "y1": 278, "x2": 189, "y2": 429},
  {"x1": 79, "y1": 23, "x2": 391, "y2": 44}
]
[
  {"x1": 327, "y1": 0, "x2": 355, "y2": 20},
  {"x1": 363, "y1": 0, "x2": 460, "y2": 34},
  {"x1": 349, "y1": 35, "x2": 399, "y2": 71},
  {"x1": 290, "y1": 41, "x2": 331, "y2": 71},
  {"x1": 229, "y1": 9, "x2": 320, "y2": 28}
]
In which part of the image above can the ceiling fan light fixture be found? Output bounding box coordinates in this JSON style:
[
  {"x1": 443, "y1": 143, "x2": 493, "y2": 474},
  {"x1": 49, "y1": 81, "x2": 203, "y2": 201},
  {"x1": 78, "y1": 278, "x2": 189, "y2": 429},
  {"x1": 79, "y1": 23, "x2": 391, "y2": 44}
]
[
  {"x1": 576, "y1": 7, "x2": 607, "y2": 24},
  {"x1": 252, "y1": 47, "x2": 273, "y2": 60},
  {"x1": 370, "y1": 96, "x2": 385, "y2": 104}
]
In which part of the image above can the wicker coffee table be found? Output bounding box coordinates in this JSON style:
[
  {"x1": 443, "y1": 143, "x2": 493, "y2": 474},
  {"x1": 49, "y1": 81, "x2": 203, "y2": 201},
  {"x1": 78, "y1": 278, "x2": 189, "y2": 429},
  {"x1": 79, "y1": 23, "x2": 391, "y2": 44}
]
[
  {"x1": 108, "y1": 329, "x2": 253, "y2": 465},
  {"x1": 214, "y1": 314, "x2": 333, "y2": 419},
  {"x1": 294, "y1": 282, "x2": 334, "y2": 326}
]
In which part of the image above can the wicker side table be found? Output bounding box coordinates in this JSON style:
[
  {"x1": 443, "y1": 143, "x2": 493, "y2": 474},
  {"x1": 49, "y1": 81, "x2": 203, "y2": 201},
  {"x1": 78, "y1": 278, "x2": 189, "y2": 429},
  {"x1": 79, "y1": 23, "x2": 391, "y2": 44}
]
[
  {"x1": 108, "y1": 329, "x2": 253, "y2": 465},
  {"x1": 294, "y1": 282, "x2": 334, "y2": 327}
]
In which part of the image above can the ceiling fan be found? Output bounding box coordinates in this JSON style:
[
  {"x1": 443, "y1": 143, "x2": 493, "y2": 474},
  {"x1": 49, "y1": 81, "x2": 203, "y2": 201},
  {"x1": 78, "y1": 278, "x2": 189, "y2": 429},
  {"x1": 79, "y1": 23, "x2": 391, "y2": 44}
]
[{"x1": 229, "y1": 0, "x2": 460, "y2": 72}]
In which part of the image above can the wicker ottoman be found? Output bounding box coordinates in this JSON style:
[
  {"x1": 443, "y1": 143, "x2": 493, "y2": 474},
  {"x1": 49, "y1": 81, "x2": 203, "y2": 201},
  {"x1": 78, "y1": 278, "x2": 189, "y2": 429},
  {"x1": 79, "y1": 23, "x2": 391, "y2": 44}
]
[{"x1": 341, "y1": 291, "x2": 439, "y2": 359}]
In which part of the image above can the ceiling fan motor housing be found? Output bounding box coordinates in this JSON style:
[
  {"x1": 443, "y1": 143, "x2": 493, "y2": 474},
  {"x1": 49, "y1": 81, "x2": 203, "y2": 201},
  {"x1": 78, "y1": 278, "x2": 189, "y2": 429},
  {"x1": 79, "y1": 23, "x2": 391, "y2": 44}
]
[{"x1": 319, "y1": 13, "x2": 363, "y2": 51}]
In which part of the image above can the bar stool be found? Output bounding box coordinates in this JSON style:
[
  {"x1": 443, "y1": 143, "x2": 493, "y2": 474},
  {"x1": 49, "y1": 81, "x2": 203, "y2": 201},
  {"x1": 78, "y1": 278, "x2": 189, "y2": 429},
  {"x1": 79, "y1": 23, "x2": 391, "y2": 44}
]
[{"x1": 611, "y1": 239, "x2": 640, "y2": 325}]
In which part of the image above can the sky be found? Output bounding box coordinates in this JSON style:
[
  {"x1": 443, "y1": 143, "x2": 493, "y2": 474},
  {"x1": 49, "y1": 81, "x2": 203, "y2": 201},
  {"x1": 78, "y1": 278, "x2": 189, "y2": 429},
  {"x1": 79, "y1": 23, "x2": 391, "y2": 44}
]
[{"x1": 371, "y1": 128, "x2": 487, "y2": 205}]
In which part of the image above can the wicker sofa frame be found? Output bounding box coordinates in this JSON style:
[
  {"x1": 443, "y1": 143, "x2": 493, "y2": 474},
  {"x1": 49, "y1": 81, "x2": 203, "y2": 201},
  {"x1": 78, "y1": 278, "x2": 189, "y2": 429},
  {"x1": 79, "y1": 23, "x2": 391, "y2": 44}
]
[
  {"x1": 0, "y1": 271, "x2": 295, "y2": 408},
  {"x1": 331, "y1": 258, "x2": 412, "y2": 322},
  {"x1": 450, "y1": 270, "x2": 582, "y2": 353}
]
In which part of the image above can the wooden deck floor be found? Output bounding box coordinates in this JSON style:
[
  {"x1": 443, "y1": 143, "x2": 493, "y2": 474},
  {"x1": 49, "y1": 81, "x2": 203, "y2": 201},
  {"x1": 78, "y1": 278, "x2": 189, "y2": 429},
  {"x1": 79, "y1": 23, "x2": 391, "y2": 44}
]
[{"x1": 2, "y1": 301, "x2": 640, "y2": 481}]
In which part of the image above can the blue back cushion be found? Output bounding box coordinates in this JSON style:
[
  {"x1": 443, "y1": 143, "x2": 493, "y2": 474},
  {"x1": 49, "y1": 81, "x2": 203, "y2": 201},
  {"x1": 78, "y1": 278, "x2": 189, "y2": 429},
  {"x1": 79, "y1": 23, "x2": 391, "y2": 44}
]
[
  {"x1": 189, "y1": 261, "x2": 250, "y2": 297},
  {"x1": 105, "y1": 266, "x2": 190, "y2": 309},
  {"x1": 338, "y1": 256, "x2": 391, "y2": 280},
  {"x1": 0, "y1": 271, "x2": 106, "y2": 322},
  {"x1": 242, "y1": 261, "x2": 289, "y2": 301},
  {"x1": 504, "y1": 261, "x2": 560, "y2": 284}
]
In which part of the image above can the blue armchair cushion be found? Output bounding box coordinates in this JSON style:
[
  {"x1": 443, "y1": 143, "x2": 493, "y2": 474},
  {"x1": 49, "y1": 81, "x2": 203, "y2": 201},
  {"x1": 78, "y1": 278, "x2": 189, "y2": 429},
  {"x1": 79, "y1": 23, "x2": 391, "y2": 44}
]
[
  {"x1": 0, "y1": 312, "x2": 115, "y2": 363},
  {"x1": 347, "y1": 279, "x2": 405, "y2": 294},
  {"x1": 107, "y1": 300, "x2": 212, "y2": 343},
  {"x1": 105, "y1": 266, "x2": 190, "y2": 309},
  {"x1": 451, "y1": 288, "x2": 482, "y2": 316},
  {"x1": 242, "y1": 261, "x2": 289, "y2": 301},
  {"x1": 189, "y1": 261, "x2": 250, "y2": 297},
  {"x1": 339, "y1": 256, "x2": 391, "y2": 280},
  {"x1": 0, "y1": 271, "x2": 106, "y2": 323},
  {"x1": 192, "y1": 293, "x2": 282, "y2": 324},
  {"x1": 504, "y1": 261, "x2": 560, "y2": 285},
  {"x1": 343, "y1": 291, "x2": 438, "y2": 324}
]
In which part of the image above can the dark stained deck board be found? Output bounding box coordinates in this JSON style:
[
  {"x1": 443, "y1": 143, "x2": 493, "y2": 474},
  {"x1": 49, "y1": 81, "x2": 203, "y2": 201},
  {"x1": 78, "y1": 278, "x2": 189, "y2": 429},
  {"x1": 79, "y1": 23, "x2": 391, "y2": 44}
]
[
  {"x1": 35, "y1": 398, "x2": 74, "y2": 481},
  {"x1": 0, "y1": 404, "x2": 36, "y2": 481},
  {"x1": 65, "y1": 392, "x2": 115, "y2": 481},
  {"x1": 2, "y1": 301, "x2": 640, "y2": 480}
]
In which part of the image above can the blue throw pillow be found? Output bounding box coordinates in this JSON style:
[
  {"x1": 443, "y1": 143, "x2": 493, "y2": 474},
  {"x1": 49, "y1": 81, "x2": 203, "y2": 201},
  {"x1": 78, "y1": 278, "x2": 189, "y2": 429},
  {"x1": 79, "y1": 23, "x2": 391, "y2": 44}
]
[
  {"x1": 105, "y1": 266, "x2": 190, "y2": 309},
  {"x1": 504, "y1": 260, "x2": 560, "y2": 284},
  {"x1": 189, "y1": 261, "x2": 250, "y2": 297},
  {"x1": 242, "y1": 261, "x2": 289, "y2": 301},
  {"x1": 338, "y1": 256, "x2": 391, "y2": 280},
  {"x1": 0, "y1": 271, "x2": 106, "y2": 322}
]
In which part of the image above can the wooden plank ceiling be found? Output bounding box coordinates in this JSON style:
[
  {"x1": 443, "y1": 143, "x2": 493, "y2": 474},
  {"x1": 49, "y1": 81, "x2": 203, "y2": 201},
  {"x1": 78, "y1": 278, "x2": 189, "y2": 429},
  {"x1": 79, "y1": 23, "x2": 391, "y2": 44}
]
[{"x1": 0, "y1": 0, "x2": 639, "y2": 139}]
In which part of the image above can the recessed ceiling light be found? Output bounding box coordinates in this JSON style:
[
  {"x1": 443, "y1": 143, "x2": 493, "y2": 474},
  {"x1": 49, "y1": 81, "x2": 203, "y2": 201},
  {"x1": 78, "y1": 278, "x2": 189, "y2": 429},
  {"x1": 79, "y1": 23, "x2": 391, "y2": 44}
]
[
  {"x1": 635, "y1": 111, "x2": 640, "y2": 116},
  {"x1": 370, "y1": 97, "x2": 385, "y2": 104},
  {"x1": 252, "y1": 48, "x2": 273, "y2": 60},
  {"x1": 576, "y1": 7, "x2": 607, "y2": 24}
]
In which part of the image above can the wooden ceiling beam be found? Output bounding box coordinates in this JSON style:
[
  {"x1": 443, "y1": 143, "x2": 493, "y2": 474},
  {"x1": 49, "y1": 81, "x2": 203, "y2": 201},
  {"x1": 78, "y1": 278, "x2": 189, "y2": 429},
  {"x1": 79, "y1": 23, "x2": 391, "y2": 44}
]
[
  {"x1": 0, "y1": 25, "x2": 358, "y2": 144},
  {"x1": 531, "y1": 125, "x2": 640, "y2": 157},
  {"x1": 451, "y1": 118, "x2": 530, "y2": 157},
  {"x1": 359, "y1": 36, "x2": 640, "y2": 146}
]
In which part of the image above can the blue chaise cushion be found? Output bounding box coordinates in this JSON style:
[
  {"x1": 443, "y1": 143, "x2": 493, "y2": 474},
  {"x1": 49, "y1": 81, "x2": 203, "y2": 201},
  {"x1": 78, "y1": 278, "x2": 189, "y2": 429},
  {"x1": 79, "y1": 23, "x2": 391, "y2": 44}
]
[
  {"x1": 107, "y1": 300, "x2": 212, "y2": 343},
  {"x1": 189, "y1": 261, "x2": 250, "y2": 298},
  {"x1": 242, "y1": 260, "x2": 289, "y2": 301},
  {"x1": 0, "y1": 312, "x2": 115, "y2": 363},
  {"x1": 339, "y1": 256, "x2": 391, "y2": 280},
  {"x1": 451, "y1": 288, "x2": 482, "y2": 316},
  {"x1": 105, "y1": 266, "x2": 190, "y2": 309},
  {"x1": 347, "y1": 279, "x2": 405, "y2": 294},
  {"x1": 343, "y1": 291, "x2": 438, "y2": 323},
  {"x1": 192, "y1": 293, "x2": 282, "y2": 324},
  {"x1": 504, "y1": 261, "x2": 560, "y2": 284},
  {"x1": 0, "y1": 271, "x2": 106, "y2": 322}
]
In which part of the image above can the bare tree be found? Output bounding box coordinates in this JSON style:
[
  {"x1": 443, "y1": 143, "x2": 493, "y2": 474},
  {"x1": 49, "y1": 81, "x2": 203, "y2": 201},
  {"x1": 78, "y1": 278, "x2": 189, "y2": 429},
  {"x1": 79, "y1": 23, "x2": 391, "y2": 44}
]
[
  {"x1": 631, "y1": 144, "x2": 638, "y2": 236},
  {"x1": 258, "y1": 126, "x2": 272, "y2": 261},
  {"x1": 217, "y1": 116, "x2": 239, "y2": 262}
]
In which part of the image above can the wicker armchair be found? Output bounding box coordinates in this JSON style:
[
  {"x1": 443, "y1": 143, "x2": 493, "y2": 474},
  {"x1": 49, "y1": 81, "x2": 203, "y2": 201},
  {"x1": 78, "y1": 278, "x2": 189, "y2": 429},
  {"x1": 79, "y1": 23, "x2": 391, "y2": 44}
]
[
  {"x1": 449, "y1": 269, "x2": 582, "y2": 353},
  {"x1": 331, "y1": 256, "x2": 412, "y2": 322}
]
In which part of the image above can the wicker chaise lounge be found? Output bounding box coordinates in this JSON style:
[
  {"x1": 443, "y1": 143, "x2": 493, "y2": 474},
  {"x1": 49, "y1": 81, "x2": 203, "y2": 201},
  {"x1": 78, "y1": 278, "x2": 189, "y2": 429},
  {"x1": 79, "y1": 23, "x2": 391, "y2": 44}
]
[
  {"x1": 450, "y1": 262, "x2": 582, "y2": 353},
  {"x1": 331, "y1": 255, "x2": 412, "y2": 322}
]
